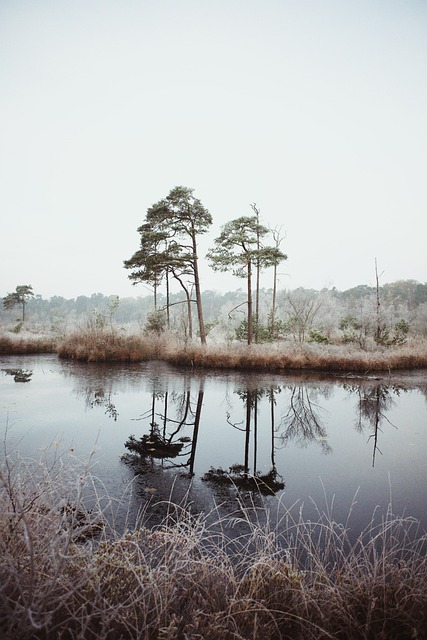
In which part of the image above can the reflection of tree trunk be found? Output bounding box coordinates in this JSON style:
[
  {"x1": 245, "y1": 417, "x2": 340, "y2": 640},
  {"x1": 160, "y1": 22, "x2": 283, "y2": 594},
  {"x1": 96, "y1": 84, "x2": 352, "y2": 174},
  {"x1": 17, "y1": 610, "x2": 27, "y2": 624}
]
[
  {"x1": 168, "y1": 390, "x2": 191, "y2": 440},
  {"x1": 188, "y1": 389, "x2": 204, "y2": 475},
  {"x1": 253, "y1": 394, "x2": 258, "y2": 474},
  {"x1": 162, "y1": 391, "x2": 168, "y2": 438},
  {"x1": 150, "y1": 394, "x2": 156, "y2": 430},
  {"x1": 269, "y1": 388, "x2": 276, "y2": 469},
  {"x1": 244, "y1": 390, "x2": 252, "y2": 477},
  {"x1": 371, "y1": 387, "x2": 381, "y2": 467}
]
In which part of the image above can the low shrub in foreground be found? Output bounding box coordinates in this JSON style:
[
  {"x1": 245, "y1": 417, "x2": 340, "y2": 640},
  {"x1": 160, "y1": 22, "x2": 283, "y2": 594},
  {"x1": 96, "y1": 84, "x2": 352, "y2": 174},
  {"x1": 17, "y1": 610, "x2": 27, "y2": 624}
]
[{"x1": 1, "y1": 449, "x2": 426, "y2": 639}]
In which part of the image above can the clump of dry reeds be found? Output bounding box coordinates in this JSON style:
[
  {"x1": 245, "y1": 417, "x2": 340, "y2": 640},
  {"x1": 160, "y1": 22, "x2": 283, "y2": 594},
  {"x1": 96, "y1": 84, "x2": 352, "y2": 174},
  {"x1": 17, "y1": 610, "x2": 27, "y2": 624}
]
[
  {"x1": 1, "y1": 445, "x2": 426, "y2": 640},
  {"x1": 56, "y1": 328, "x2": 175, "y2": 362},
  {"x1": 0, "y1": 333, "x2": 57, "y2": 355}
]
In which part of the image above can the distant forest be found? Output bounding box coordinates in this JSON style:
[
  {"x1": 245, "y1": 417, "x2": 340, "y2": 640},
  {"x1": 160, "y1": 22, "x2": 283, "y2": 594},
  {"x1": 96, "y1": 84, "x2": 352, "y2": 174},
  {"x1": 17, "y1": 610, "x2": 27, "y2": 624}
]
[{"x1": 2, "y1": 280, "x2": 427, "y2": 343}]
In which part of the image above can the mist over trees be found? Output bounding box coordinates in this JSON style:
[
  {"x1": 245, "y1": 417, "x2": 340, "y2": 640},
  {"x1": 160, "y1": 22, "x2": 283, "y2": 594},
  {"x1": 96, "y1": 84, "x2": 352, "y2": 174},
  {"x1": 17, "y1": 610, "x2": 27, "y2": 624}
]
[{"x1": 1, "y1": 280, "x2": 427, "y2": 345}]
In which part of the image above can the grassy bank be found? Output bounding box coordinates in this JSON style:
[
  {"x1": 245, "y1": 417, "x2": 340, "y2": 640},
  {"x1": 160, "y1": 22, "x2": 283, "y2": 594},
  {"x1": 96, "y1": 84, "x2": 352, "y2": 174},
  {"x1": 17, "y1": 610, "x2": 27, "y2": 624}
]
[
  {"x1": 1, "y1": 451, "x2": 426, "y2": 640},
  {"x1": 2, "y1": 327, "x2": 427, "y2": 372},
  {"x1": 57, "y1": 329, "x2": 427, "y2": 372}
]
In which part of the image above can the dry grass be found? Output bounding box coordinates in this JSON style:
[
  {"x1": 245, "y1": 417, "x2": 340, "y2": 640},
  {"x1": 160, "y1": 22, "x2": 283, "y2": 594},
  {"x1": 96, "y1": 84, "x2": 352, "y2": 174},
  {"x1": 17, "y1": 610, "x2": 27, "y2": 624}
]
[
  {"x1": 2, "y1": 325, "x2": 427, "y2": 372},
  {"x1": 1, "y1": 447, "x2": 426, "y2": 640},
  {"x1": 57, "y1": 329, "x2": 427, "y2": 371},
  {"x1": 56, "y1": 329, "x2": 173, "y2": 362},
  {"x1": 164, "y1": 337, "x2": 427, "y2": 373},
  {"x1": 0, "y1": 333, "x2": 57, "y2": 355}
]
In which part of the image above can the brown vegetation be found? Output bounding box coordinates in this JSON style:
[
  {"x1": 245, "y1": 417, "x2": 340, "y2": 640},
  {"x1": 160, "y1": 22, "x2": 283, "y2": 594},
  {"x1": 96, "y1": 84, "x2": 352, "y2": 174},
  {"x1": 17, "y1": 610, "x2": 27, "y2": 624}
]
[
  {"x1": 166, "y1": 338, "x2": 427, "y2": 372},
  {"x1": 2, "y1": 326, "x2": 427, "y2": 372},
  {"x1": 1, "y1": 451, "x2": 426, "y2": 640},
  {"x1": 0, "y1": 333, "x2": 57, "y2": 355},
  {"x1": 56, "y1": 329, "x2": 167, "y2": 362}
]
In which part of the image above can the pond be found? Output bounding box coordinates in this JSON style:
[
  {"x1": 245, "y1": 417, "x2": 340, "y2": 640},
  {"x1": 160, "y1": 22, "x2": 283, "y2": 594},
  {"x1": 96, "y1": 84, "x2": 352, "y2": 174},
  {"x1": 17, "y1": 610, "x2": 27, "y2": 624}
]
[{"x1": 1, "y1": 354, "x2": 426, "y2": 539}]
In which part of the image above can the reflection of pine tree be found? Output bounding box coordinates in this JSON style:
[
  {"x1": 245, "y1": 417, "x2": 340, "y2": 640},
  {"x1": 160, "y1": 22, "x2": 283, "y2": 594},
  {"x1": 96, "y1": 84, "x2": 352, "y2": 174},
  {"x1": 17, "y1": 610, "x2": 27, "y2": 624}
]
[
  {"x1": 206, "y1": 384, "x2": 284, "y2": 495},
  {"x1": 123, "y1": 380, "x2": 205, "y2": 474}
]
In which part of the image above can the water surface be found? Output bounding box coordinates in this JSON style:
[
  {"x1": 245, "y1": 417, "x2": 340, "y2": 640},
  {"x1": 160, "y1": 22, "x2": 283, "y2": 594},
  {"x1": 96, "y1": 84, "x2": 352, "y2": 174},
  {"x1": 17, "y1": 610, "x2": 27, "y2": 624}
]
[{"x1": 1, "y1": 354, "x2": 426, "y2": 537}]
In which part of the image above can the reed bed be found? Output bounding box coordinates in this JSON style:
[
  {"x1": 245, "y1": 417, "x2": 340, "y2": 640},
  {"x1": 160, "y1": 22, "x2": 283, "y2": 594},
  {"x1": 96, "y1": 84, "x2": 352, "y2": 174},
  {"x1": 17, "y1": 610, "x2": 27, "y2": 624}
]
[
  {"x1": 56, "y1": 329, "x2": 170, "y2": 362},
  {"x1": 164, "y1": 338, "x2": 427, "y2": 373},
  {"x1": 3, "y1": 326, "x2": 427, "y2": 372},
  {"x1": 0, "y1": 333, "x2": 57, "y2": 355},
  {"x1": 1, "y1": 448, "x2": 426, "y2": 640}
]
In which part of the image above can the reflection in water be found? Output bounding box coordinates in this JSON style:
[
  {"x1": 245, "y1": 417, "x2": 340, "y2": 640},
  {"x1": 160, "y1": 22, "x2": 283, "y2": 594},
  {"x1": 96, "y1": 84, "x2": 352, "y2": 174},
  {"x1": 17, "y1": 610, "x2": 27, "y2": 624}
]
[
  {"x1": 122, "y1": 375, "x2": 205, "y2": 481},
  {"x1": 39, "y1": 359, "x2": 425, "y2": 533},
  {"x1": 345, "y1": 383, "x2": 403, "y2": 466},
  {"x1": 203, "y1": 386, "x2": 285, "y2": 496},
  {"x1": 75, "y1": 385, "x2": 119, "y2": 421},
  {"x1": 279, "y1": 385, "x2": 332, "y2": 454},
  {"x1": 2, "y1": 368, "x2": 33, "y2": 383}
]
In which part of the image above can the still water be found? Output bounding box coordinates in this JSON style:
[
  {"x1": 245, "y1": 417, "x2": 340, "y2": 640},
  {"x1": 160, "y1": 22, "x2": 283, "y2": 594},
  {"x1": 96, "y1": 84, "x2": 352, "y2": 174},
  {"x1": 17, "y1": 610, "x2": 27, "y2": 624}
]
[{"x1": 1, "y1": 354, "x2": 426, "y2": 537}]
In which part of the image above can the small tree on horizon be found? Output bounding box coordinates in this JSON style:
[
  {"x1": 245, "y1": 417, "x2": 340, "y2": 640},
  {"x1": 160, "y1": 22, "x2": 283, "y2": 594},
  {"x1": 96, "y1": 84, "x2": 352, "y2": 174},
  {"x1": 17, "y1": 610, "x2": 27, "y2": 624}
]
[{"x1": 2, "y1": 285, "x2": 34, "y2": 322}]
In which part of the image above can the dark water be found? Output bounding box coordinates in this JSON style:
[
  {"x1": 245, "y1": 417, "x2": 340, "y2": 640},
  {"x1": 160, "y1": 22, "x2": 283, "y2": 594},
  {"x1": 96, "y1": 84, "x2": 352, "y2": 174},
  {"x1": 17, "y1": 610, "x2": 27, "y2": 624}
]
[{"x1": 1, "y1": 354, "x2": 426, "y2": 537}]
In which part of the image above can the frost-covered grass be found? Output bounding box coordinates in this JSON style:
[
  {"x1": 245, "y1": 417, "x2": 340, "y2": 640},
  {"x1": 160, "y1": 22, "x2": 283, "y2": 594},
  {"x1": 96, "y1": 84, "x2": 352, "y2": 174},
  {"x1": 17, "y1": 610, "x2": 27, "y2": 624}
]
[
  {"x1": 1, "y1": 446, "x2": 426, "y2": 640},
  {"x1": 2, "y1": 323, "x2": 427, "y2": 371},
  {"x1": 167, "y1": 337, "x2": 427, "y2": 372},
  {"x1": 0, "y1": 332, "x2": 57, "y2": 355}
]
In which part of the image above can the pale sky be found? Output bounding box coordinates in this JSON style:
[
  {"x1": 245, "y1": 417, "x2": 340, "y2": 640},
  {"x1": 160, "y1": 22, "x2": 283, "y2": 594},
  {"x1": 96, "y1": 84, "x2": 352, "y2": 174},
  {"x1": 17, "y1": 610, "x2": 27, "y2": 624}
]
[{"x1": 1, "y1": 0, "x2": 426, "y2": 300}]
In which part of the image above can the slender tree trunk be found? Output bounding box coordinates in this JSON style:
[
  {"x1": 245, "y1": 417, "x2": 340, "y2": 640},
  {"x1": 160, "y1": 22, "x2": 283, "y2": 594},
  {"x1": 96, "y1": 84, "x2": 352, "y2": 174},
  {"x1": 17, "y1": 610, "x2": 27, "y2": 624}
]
[
  {"x1": 191, "y1": 232, "x2": 207, "y2": 345},
  {"x1": 166, "y1": 268, "x2": 170, "y2": 328},
  {"x1": 255, "y1": 253, "x2": 260, "y2": 343},
  {"x1": 171, "y1": 270, "x2": 193, "y2": 339},
  {"x1": 186, "y1": 290, "x2": 193, "y2": 339},
  {"x1": 375, "y1": 258, "x2": 382, "y2": 343},
  {"x1": 254, "y1": 206, "x2": 260, "y2": 343},
  {"x1": 247, "y1": 259, "x2": 253, "y2": 345},
  {"x1": 270, "y1": 262, "x2": 277, "y2": 336}
]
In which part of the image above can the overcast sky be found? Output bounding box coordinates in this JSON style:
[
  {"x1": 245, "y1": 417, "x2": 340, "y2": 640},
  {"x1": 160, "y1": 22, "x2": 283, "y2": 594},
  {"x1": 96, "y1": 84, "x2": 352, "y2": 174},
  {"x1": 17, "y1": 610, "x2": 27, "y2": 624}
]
[{"x1": 1, "y1": 0, "x2": 426, "y2": 300}]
